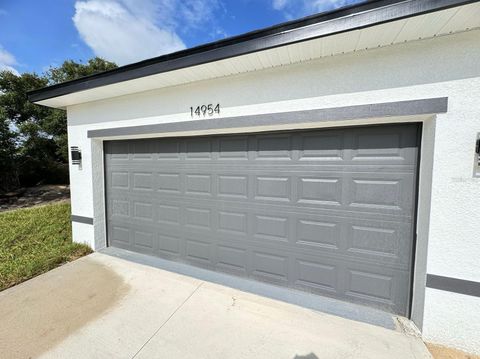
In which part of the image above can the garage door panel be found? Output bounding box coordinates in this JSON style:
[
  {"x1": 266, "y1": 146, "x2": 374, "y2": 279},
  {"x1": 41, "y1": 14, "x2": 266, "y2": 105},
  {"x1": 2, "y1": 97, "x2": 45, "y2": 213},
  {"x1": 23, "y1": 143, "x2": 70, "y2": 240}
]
[
  {"x1": 217, "y1": 244, "x2": 248, "y2": 274},
  {"x1": 297, "y1": 175, "x2": 343, "y2": 206},
  {"x1": 105, "y1": 124, "x2": 418, "y2": 165},
  {"x1": 107, "y1": 202, "x2": 415, "y2": 262},
  {"x1": 350, "y1": 177, "x2": 403, "y2": 210},
  {"x1": 157, "y1": 172, "x2": 181, "y2": 193},
  {"x1": 251, "y1": 250, "x2": 290, "y2": 284},
  {"x1": 108, "y1": 162, "x2": 417, "y2": 173},
  {"x1": 346, "y1": 269, "x2": 396, "y2": 306},
  {"x1": 218, "y1": 210, "x2": 248, "y2": 235},
  {"x1": 185, "y1": 174, "x2": 213, "y2": 196},
  {"x1": 298, "y1": 131, "x2": 345, "y2": 161},
  {"x1": 138, "y1": 194, "x2": 410, "y2": 222},
  {"x1": 105, "y1": 124, "x2": 419, "y2": 315},
  {"x1": 110, "y1": 235, "x2": 132, "y2": 252},
  {"x1": 157, "y1": 204, "x2": 181, "y2": 225},
  {"x1": 293, "y1": 257, "x2": 338, "y2": 293},
  {"x1": 185, "y1": 206, "x2": 212, "y2": 230},
  {"x1": 254, "y1": 175, "x2": 292, "y2": 202},
  {"x1": 131, "y1": 171, "x2": 155, "y2": 191},
  {"x1": 185, "y1": 137, "x2": 213, "y2": 158},
  {"x1": 253, "y1": 213, "x2": 290, "y2": 242},
  {"x1": 107, "y1": 171, "x2": 415, "y2": 218},
  {"x1": 131, "y1": 140, "x2": 155, "y2": 160},
  {"x1": 255, "y1": 133, "x2": 293, "y2": 160},
  {"x1": 218, "y1": 174, "x2": 249, "y2": 198},
  {"x1": 345, "y1": 220, "x2": 412, "y2": 265},
  {"x1": 157, "y1": 139, "x2": 181, "y2": 158},
  {"x1": 108, "y1": 210, "x2": 412, "y2": 269},
  {"x1": 107, "y1": 141, "x2": 129, "y2": 159},
  {"x1": 185, "y1": 238, "x2": 213, "y2": 265},
  {"x1": 218, "y1": 136, "x2": 249, "y2": 159},
  {"x1": 344, "y1": 265, "x2": 410, "y2": 313},
  {"x1": 295, "y1": 217, "x2": 341, "y2": 250},
  {"x1": 351, "y1": 125, "x2": 419, "y2": 163},
  {"x1": 110, "y1": 225, "x2": 130, "y2": 246},
  {"x1": 132, "y1": 201, "x2": 155, "y2": 223},
  {"x1": 110, "y1": 198, "x2": 130, "y2": 218},
  {"x1": 132, "y1": 229, "x2": 155, "y2": 250},
  {"x1": 157, "y1": 233, "x2": 182, "y2": 257},
  {"x1": 110, "y1": 171, "x2": 129, "y2": 189},
  {"x1": 347, "y1": 172, "x2": 415, "y2": 216}
]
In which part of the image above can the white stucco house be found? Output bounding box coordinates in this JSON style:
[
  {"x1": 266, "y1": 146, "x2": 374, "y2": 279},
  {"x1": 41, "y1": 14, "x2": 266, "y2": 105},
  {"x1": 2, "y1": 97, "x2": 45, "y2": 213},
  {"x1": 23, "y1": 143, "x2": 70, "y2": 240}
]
[{"x1": 29, "y1": 0, "x2": 480, "y2": 354}]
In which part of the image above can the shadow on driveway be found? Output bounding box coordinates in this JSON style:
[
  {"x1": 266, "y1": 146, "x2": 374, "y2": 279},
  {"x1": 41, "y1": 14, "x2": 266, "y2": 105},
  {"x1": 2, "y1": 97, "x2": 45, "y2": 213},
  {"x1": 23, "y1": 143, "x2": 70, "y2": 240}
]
[{"x1": 294, "y1": 353, "x2": 319, "y2": 359}]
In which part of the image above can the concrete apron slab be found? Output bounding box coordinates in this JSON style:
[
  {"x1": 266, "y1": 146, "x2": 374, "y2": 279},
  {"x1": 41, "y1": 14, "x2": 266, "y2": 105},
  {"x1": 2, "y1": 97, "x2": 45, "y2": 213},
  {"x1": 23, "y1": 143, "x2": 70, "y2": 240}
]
[
  {"x1": 0, "y1": 252, "x2": 431, "y2": 359},
  {"x1": 136, "y1": 282, "x2": 430, "y2": 359},
  {"x1": 103, "y1": 247, "x2": 397, "y2": 330}
]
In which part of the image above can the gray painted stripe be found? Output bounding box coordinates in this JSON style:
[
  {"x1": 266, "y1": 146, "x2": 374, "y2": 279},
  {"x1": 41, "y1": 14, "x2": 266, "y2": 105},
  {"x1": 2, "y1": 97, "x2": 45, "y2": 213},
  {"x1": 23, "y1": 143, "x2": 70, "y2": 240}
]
[
  {"x1": 71, "y1": 215, "x2": 94, "y2": 225},
  {"x1": 88, "y1": 98, "x2": 448, "y2": 139},
  {"x1": 426, "y1": 274, "x2": 480, "y2": 297}
]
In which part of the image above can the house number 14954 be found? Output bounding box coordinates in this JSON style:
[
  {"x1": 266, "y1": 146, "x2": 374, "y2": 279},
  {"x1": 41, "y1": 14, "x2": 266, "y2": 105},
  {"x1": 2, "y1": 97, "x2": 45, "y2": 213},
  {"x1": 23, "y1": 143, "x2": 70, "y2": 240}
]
[{"x1": 190, "y1": 104, "x2": 220, "y2": 118}]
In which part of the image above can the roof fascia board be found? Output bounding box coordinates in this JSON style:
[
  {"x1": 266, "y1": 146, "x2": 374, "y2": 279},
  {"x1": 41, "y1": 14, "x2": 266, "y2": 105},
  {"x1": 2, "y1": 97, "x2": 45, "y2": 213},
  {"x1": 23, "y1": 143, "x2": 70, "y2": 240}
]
[{"x1": 28, "y1": 0, "x2": 476, "y2": 103}]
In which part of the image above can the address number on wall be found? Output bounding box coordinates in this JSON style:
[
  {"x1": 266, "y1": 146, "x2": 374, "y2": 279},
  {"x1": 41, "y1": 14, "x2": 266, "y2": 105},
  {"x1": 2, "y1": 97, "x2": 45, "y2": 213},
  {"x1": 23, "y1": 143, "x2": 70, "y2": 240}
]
[{"x1": 190, "y1": 104, "x2": 220, "y2": 118}]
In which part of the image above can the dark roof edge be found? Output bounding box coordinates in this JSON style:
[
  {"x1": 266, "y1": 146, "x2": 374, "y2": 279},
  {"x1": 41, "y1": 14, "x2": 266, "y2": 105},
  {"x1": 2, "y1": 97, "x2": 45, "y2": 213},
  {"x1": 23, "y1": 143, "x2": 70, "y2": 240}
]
[{"x1": 28, "y1": 0, "x2": 477, "y2": 103}]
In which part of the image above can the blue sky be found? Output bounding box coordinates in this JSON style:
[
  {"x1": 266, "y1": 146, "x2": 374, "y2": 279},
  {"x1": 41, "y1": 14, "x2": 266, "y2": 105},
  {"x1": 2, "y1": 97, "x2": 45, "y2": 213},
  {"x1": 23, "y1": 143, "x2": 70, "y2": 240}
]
[{"x1": 0, "y1": 0, "x2": 363, "y2": 75}]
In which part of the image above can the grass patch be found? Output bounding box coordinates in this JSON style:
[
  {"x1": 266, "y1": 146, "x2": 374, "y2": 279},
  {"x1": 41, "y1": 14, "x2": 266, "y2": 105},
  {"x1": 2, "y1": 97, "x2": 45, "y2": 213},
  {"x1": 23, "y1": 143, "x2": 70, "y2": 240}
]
[{"x1": 0, "y1": 202, "x2": 92, "y2": 291}]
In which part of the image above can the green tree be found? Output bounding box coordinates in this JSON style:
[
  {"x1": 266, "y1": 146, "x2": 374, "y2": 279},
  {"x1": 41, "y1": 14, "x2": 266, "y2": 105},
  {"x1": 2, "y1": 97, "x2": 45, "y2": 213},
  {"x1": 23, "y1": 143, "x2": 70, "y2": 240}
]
[
  {"x1": 0, "y1": 110, "x2": 19, "y2": 192},
  {"x1": 0, "y1": 57, "x2": 117, "y2": 192},
  {"x1": 46, "y1": 57, "x2": 117, "y2": 84}
]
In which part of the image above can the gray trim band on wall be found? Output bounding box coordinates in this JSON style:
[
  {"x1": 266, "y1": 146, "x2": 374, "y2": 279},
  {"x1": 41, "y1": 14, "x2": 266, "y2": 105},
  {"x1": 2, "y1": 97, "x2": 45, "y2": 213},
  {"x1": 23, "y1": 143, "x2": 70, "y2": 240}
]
[
  {"x1": 426, "y1": 274, "x2": 480, "y2": 297},
  {"x1": 88, "y1": 97, "x2": 448, "y2": 139},
  {"x1": 71, "y1": 215, "x2": 94, "y2": 225}
]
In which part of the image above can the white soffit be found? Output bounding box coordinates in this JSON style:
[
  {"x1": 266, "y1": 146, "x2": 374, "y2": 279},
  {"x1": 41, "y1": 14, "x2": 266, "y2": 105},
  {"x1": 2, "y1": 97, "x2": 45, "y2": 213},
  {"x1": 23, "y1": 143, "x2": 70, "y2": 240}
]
[{"x1": 38, "y1": 2, "x2": 480, "y2": 108}]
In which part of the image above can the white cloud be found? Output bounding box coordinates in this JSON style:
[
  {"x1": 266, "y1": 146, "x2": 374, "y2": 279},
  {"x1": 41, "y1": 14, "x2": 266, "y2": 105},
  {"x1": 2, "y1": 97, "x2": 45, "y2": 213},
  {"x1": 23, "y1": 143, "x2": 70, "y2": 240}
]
[
  {"x1": 73, "y1": 0, "x2": 185, "y2": 66},
  {"x1": 73, "y1": 0, "x2": 224, "y2": 66},
  {"x1": 272, "y1": 0, "x2": 288, "y2": 10},
  {"x1": 179, "y1": 0, "x2": 222, "y2": 29},
  {"x1": 0, "y1": 45, "x2": 19, "y2": 75},
  {"x1": 272, "y1": 0, "x2": 364, "y2": 18},
  {"x1": 306, "y1": 0, "x2": 362, "y2": 13}
]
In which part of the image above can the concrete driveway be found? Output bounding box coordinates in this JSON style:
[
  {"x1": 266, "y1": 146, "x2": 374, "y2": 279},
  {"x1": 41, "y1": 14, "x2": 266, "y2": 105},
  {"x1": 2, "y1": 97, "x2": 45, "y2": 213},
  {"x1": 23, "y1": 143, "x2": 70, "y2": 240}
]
[{"x1": 0, "y1": 252, "x2": 431, "y2": 359}]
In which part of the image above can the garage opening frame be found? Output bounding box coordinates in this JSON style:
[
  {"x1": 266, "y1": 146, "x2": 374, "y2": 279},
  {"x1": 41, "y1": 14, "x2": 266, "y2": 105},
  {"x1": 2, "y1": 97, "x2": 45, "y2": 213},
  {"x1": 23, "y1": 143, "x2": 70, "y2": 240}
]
[{"x1": 89, "y1": 100, "x2": 443, "y2": 330}]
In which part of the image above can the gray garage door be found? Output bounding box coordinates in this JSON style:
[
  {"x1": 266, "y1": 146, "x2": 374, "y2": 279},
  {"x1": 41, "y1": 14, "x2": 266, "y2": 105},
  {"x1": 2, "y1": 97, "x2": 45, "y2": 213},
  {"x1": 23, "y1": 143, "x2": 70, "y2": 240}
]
[{"x1": 105, "y1": 123, "x2": 420, "y2": 315}]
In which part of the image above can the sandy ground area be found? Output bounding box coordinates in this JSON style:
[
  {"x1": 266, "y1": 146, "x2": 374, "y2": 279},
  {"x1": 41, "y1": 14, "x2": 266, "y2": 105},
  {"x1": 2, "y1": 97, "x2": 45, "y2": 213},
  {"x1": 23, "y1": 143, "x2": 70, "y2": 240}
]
[
  {"x1": 427, "y1": 344, "x2": 480, "y2": 359},
  {"x1": 0, "y1": 185, "x2": 70, "y2": 212}
]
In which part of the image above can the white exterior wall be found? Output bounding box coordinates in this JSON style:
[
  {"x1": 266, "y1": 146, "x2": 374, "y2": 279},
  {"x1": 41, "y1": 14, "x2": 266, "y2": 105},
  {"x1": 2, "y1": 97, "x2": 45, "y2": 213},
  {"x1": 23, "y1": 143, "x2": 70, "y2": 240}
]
[{"x1": 67, "y1": 30, "x2": 480, "y2": 353}]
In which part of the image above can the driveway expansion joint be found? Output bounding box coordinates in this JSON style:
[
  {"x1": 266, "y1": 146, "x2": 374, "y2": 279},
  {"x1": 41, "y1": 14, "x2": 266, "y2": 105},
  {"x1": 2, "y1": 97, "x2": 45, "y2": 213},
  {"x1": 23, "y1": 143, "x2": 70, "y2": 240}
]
[{"x1": 131, "y1": 281, "x2": 204, "y2": 359}]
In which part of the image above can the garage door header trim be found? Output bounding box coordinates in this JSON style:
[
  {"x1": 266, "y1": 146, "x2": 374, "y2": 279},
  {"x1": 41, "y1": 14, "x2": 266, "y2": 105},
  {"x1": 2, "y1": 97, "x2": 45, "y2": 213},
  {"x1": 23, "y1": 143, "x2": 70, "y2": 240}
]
[{"x1": 88, "y1": 97, "x2": 447, "y2": 139}]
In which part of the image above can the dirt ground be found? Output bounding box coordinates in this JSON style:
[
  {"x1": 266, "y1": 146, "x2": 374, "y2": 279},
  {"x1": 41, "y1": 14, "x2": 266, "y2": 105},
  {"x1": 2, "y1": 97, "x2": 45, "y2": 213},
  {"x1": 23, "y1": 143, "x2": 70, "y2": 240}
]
[
  {"x1": 427, "y1": 343, "x2": 480, "y2": 359},
  {"x1": 0, "y1": 185, "x2": 70, "y2": 212}
]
